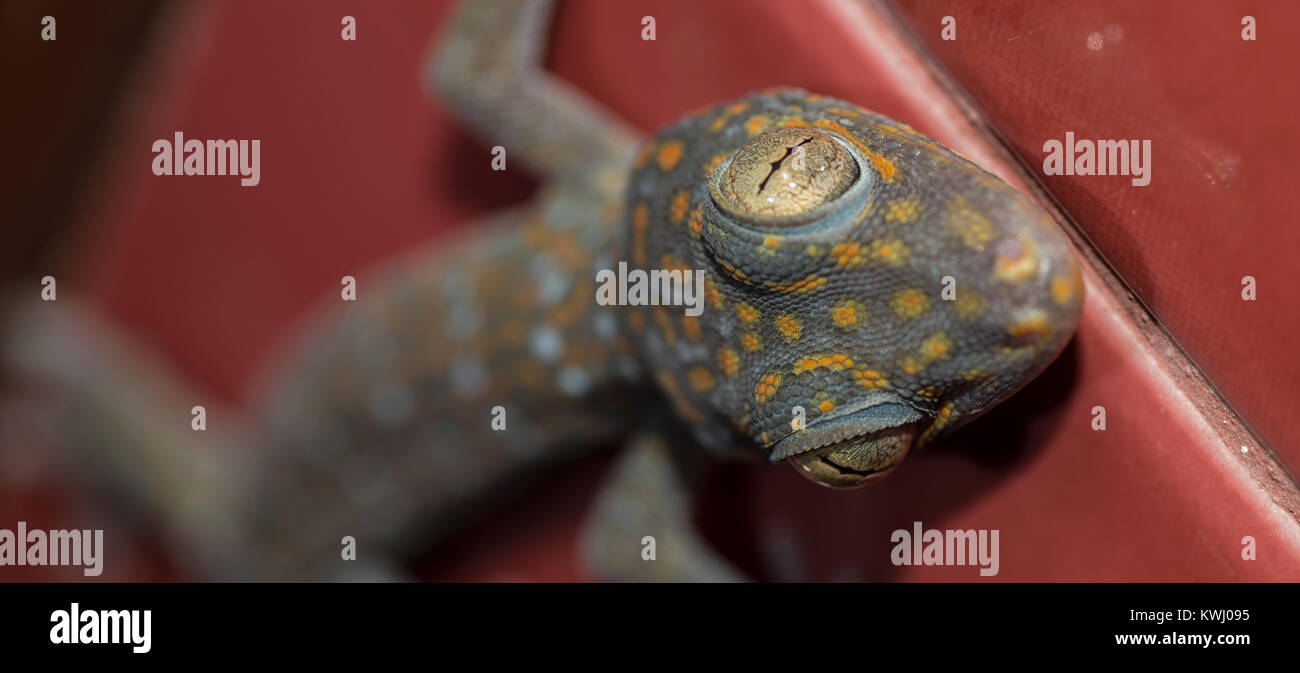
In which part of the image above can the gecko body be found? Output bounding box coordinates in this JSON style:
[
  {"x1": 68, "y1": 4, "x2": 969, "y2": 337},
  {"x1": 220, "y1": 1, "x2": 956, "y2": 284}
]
[
  {"x1": 16, "y1": 1, "x2": 1082, "y2": 580},
  {"x1": 231, "y1": 86, "x2": 1080, "y2": 578}
]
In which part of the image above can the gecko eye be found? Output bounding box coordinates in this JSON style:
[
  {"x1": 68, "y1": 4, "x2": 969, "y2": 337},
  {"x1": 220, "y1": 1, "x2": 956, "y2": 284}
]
[
  {"x1": 787, "y1": 423, "x2": 916, "y2": 488},
  {"x1": 719, "y1": 127, "x2": 858, "y2": 219}
]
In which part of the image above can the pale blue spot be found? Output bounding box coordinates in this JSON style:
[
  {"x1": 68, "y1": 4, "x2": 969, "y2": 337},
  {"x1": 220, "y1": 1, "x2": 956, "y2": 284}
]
[
  {"x1": 593, "y1": 311, "x2": 616, "y2": 341},
  {"x1": 448, "y1": 305, "x2": 483, "y2": 340},
  {"x1": 530, "y1": 325, "x2": 563, "y2": 363},
  {"x1": 450, "y1": 359, "x2": 487, "y2": 397},
  {"x1": 532, "y1": 256, "x2": 570, "y2": 306},
  {"x1": 367, "y1": 380, "x2": 414, "y2": 429},
  {"x1": 556, "y1": 366, "x2": 591, "y2": 397},
  {"x1": 355, "y1": 324, "x2": 396, "y2": 372},
  {"x1": 617, "y1": 357, "x2": 642, "y2": 380}
]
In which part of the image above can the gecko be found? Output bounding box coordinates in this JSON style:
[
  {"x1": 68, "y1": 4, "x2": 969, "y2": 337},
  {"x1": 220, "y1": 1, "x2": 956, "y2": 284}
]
[{"x1": 7, "y1": 0, "x2": 1082, "y2": 581}]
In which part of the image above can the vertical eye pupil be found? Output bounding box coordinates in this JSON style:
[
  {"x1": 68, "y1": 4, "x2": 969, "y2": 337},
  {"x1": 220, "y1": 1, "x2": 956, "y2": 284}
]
[{"x1": 720, "y1": 127, "x2": 858, "y2": 219}]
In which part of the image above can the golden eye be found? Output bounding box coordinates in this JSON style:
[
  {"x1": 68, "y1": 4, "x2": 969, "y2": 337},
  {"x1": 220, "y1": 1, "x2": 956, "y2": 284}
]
[{"x1": 720, "y1": 127, "x2": 858, "y2": 219}]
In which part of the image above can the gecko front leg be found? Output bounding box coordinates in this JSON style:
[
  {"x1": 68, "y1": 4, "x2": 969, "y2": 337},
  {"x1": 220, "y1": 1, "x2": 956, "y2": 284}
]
[
  {"x1": 428, "y1": 0, "x2": 642, "y2": 180},
  {"x1": 582, "y1": 432, "x2": 745, "y2": 582}
]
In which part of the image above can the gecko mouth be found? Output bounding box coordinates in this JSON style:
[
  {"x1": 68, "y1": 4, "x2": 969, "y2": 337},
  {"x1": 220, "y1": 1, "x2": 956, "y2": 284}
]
[
  {"x1": 818, "y1": 455, "x2": 889, "y2": 477},
  {"x1": 771, "y1": 402, "x2": 923, "y2": 489}
]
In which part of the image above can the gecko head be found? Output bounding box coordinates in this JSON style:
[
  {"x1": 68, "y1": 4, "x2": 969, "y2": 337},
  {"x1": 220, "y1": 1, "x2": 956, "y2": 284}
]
[
  {"x1": 624, "y1": 91, "x2": 1080, "y2": 488},
  {"x1": 667, "y1": 91, "x2": 1084, "y2": 488}
]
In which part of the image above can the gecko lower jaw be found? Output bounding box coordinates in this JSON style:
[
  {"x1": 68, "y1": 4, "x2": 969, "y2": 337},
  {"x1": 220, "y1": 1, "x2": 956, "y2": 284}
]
[
  {"x1": 769, "y1": 401, "x2": 923, "y2": 489},
  {"x1": 786, "y1": 424, "x2": 918, "y2": 489}
]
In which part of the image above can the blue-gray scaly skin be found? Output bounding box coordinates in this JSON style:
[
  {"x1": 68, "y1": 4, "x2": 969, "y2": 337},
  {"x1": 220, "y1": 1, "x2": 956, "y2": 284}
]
[{"x1": 623, "y1": 89, "x2": 1082, "y2": 483}]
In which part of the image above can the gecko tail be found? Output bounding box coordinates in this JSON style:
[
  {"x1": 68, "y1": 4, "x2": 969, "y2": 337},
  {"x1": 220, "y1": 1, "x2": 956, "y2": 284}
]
[{"x1": 2, "y1": 298, "x2": 247, "y2": 574}]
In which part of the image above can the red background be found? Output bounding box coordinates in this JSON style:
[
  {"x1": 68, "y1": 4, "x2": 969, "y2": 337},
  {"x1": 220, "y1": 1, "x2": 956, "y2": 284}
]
[{"x1": 6, "y1": 0, "x2": 1297, "y2": 580}]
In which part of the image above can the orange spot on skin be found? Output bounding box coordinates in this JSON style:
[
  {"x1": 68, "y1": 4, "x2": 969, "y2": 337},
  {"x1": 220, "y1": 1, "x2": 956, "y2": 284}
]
[
  {"x1": 884, "y1": 198, "x2": 922, "y2": 224},
  {"x1": 871, "y1": 238, "x2": 910, "y2": 266},
  {"x1": 681, "y1": 315, "x2": 702, "y2": 341},
  {"x1": 745, "y1": 115, "x2": 768, "y2": 135},
  {"x1": 851, "y1": 366, "x2": 888, "y2": 390},
  {"x1": 740, "y1": 332, "x2": 762, "y2": 352},
  {"x1": 812, "y1": 119, "x2": 896, "y2": 181},
  {"x1": 953, "y1": 287, "x2": 986, "y2": 320},
  {"x1": 775, "y1": 314, "x2": 802, "y2": 342},
  {"x1": 898, "y1": 333, "x2": 952, "y2": 375},
  {"x1": 817, "y1": 399, "x2": 835, "y2": 414},
  {"x1": 1051, "y1": 272, "x2": 1078, "y2": 305},
  {"x1": 687, "y1": 203, "x2": 704, "y2": 238},
  {"x1": 707, "y1": 115, "x2": 728, "y2": 133},
  {"x1": 830, "y1": 300, "x2": 866, "y2": 328},
  {"x1": 754, "y1": 372, "x2": 783, "y2": 403},
  {"x1": 763, "y1": 235, "x2": 782, "y2": 249},
  {"x1": 920, "y1": 332, "x2": 953, "y2": 361},
  {"x1": 688, "y1": 366, "x2": 716, "y2": 391},
  {"x1": 734, "y1": 302, "x2": 759, "y2": 323},
  {"x1": 825, "y1": 106, "x2": 859, "y2": 118},
  {"x1": 669, "y1": 191, "x2": 690, "y2": 223},
  {"x1": 703, "y1": 152, "x2": 729, "y2": 177},
  {"x1": 891, "y1": 288, "x2": 930, "y2": 319},
  {"x1": 724, "y1": 101, "x2": 749, "y2": 116},
  {"x1": 947, "y1": 197, "x2": 995, "y2": 251},
  {"x1": 765, "y1": 274, "x2": 826, "y2": 294},
  {"x1": 919, "y1": 401, "x2": 957, "y2": 442},
  {"x1": 717, "y1": 347, "x2": 740, "y2": 377},
  {"x1": 656, "y1": 141, "x2": 684, "y2": 171},
  {"x1": 792, "y1": 353, "x2": 854, "y2": 374},
  {"x1": 994, "y1": 236, "x2": 1039, "y2": 284},
  {"x1": 1008, "y1": 312, "x2": 1053, "y2": 341},
  {"x1": 631, "y1": 203, "x2": 649, "y2": 266},
  {"x1": 875, "y1": 123, "x2": 929, "y2": 146},
  {"x1": 703, "y1": 274, "x2": 722, "y2": 308},
  {"x1": 829, "y1": 242, "x2": 865, "y2": 266}
]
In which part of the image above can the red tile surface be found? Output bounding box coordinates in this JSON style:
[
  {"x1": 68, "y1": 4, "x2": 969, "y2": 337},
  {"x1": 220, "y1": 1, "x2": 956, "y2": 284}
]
[
  {"x1": 891, "y1": 0, "x2": 1300, "y2": 471},
  {"x1": 13, "y1": 0, "x2": 1297, "y2": 580}
]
